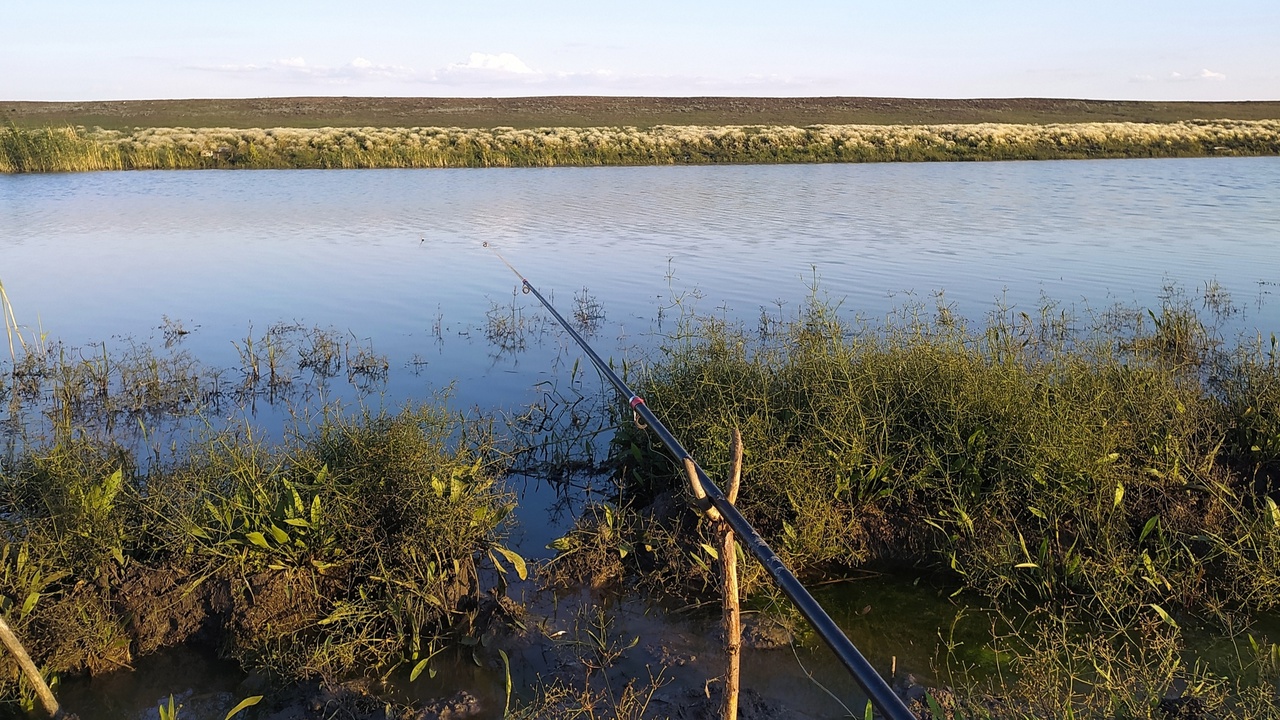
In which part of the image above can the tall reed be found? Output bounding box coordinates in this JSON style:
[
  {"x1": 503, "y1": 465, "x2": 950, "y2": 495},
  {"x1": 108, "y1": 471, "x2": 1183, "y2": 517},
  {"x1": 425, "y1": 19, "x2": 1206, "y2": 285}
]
[{"x1": 4, "y1": 120, "x2": 1278, "y2": 173}]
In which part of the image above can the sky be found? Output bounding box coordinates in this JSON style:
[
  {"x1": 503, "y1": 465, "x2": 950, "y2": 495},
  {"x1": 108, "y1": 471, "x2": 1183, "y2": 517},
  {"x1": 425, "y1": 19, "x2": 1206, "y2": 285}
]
[{"x1": 4, "y1": 0, "x2": 1278, "y2": 101}]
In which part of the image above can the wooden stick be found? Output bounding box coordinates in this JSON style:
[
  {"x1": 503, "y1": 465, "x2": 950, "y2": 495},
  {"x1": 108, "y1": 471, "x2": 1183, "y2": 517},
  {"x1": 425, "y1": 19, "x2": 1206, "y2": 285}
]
[
  {"x1": 720, "y1": 427, "x2": 743, "y2": 720},
  {"x1": 0, "y1": 615, "x2": 64, "y2": 719}
]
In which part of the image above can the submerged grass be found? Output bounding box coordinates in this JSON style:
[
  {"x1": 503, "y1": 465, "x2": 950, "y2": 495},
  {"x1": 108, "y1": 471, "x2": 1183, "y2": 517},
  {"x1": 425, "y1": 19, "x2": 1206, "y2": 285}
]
[{"x1": 3, "y1": 119, "x2": 1278, "y2": 172}]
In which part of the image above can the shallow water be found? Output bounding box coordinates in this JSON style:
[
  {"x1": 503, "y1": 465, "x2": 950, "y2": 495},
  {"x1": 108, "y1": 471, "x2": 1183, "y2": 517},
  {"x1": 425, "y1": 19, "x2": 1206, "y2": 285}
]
[
  {"x1": 5, "y1": 157, "x2": 1280, "y2": 717},
  {"x1": 4, "y1": 158, "x2": 1279, "y2": 419}
]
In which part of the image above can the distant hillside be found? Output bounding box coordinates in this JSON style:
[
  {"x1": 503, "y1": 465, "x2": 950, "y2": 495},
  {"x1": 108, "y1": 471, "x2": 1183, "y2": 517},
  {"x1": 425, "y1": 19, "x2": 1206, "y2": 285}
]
[{"x1": 6, "y1": 96, "x2": 1280, "y2": 131}]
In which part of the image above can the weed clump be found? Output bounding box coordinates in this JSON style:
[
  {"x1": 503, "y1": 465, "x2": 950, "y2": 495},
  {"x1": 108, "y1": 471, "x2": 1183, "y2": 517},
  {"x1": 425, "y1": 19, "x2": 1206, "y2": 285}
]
[
  {"x1": 609, "y1": 291, "x2": 1280, "y2": 617},
  {"x1": 0, "y1": 402, "x2": 518, "y2": 708}
]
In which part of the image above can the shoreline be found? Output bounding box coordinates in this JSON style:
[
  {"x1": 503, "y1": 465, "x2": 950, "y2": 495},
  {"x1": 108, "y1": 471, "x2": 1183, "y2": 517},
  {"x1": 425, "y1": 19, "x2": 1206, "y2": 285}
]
[{"x1": 4, "y1": 119, "x2": 1279, "y2": 173}]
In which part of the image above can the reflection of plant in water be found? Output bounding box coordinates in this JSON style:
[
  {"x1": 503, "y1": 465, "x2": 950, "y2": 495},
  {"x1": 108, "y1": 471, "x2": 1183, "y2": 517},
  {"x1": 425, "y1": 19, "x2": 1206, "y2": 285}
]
[
  {"x1": 573, "y1": 288, "x2": 605, "y2": 335},
  {"x1": 344, "y1": 337, "x2": 389, "y2": 385},
  {"x1": 298, "y1": 327, "x2": 342, "y2": 378},
  {"x1": 485, "y1": 292, "x2": 531, "y2": 353}
]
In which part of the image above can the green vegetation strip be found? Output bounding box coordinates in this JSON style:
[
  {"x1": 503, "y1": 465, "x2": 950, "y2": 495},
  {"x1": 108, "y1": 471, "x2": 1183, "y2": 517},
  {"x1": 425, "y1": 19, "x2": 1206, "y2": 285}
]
[
  {"x1": 3, "y1": 119, "x2": 1279, "y2": 172},
  {"x1": 0, "y1": 404, "x2": 517, "y2": 704},
  {"x1": 601, "y1": 290, "x2": 1280, "y2": 716}
]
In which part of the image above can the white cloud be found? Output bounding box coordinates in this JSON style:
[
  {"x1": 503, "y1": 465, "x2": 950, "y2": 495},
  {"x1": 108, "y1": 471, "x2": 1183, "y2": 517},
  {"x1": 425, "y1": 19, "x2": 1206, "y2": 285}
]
[
  {"x1": 1135, "y1": 68, "x2": 1227, "y2": 83},
  {"x1": 192, "y1": 51, "x2": 843, "y2": 96},
  {"x1": 446, "y1": 52, "x2": 535, "y2": 75}
]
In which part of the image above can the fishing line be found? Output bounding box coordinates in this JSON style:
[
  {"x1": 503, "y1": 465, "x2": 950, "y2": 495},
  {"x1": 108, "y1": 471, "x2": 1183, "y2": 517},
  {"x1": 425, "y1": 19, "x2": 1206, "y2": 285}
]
[{"x1": 484, "y1": 242, "x2": 915, "y2": 720}]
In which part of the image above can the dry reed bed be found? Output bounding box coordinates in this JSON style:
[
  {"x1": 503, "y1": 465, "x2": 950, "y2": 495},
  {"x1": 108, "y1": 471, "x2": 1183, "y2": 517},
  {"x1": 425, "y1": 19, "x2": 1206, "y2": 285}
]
[{"x1": 3, "y1": 120, "x2": 1279, "y2": 172}]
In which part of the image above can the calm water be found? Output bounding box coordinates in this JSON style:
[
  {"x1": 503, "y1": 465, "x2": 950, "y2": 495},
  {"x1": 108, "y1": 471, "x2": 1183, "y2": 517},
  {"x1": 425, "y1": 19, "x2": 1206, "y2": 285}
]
[
  {"x1": 4, "y1": 157, "x2": 1280, "y2": 417},
  {"x1": 5, "y1": 157, "x2": 1280, "y2": 717}
]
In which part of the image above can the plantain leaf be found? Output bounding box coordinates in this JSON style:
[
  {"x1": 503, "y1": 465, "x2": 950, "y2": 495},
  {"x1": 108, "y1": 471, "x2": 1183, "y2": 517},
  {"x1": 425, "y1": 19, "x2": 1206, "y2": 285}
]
[
  {"x1": 224, "y1": 695, "x2": 262, "y2": 720},
  {"x1": 493, "y1": 546, "x2": 528, "y2": 580},
  {"x1": 268, "y1": 524, "x2": 290, "y2": 544}
]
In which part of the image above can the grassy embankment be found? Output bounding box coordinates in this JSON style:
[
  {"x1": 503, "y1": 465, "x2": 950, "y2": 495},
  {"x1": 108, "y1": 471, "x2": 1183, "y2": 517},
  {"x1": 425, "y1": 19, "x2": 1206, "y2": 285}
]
[
  {"x1": 0, "y1": 308, "x2": 524, "y2": 714},
  {"x1": 2, "y1": 120, "x2": 1279, "y2": 172},
  {"x1": 567, "y1": 287, "x2": 1280, "y2": 718}
]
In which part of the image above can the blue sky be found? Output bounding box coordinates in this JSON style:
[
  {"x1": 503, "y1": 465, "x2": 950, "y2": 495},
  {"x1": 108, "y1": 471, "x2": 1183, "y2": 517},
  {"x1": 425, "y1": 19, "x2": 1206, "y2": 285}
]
[{"x1": 5, "y1": 0, "x2": 1277, "y2": 101}]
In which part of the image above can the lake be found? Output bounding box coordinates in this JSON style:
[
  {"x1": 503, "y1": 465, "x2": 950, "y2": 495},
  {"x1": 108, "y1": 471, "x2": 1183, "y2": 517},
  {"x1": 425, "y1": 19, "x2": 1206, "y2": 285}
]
[
  {"x1": 4, "y1": 156, "x2": 1280, "y2": 718},
  {"x1": 4, "y1": 157, "x2": 1279, "y2": 420}
]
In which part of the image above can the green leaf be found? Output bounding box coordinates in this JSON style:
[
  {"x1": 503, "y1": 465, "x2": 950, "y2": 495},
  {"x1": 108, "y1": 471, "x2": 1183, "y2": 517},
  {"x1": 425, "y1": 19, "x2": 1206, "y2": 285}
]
[
  {"x1": 224, "y1": 695, "x2": 263, "y2": 720},
  {"x1": 284, "y1": 518, "x2": 311, "y2": 528},
  {"x1": 499, "y1": 649, "x2": 513, "y2": 717},
  {"x1": 410, "y1": 658, "x2": 431, "y2": 682},
  {"x1": 1139, "y1": 516, "x2": 1160, "y2": 544},
  {"x1": 1266, "y1": 497, "x2": 1280, "y2": 529},
  {"x1": 101, "y1": 468, "x2": 124, "y2": 508},
  {"x1": 925, "y1": 692, "x2": 946, "y2": 720},
  {"x1": 245, "y1": 531, "x2": 270, "y2": 549},
  {"x1": 699, "y1": 543, "x2": 719, "y2": 560},
  {"x1": 493, "y1": 546, "x2": 528, "y2": 580},
  {"x1": 1114, "y1": 481, "x2": 1125, "y2": 509},
  {"x1": 268, "y1": 524, "x2": 290, "y2": 544},
  {"x1": 1150, "y1": 603, "x2": 1179, "y2": 628},
  {"x1": 1028, "y1": 506, "x2": 1046, "y2": 520},
  {"x1": 547, "y1": 536, "x2": 575, "y2": 552},
  {"x1": 1014, "y1": 562, "x2": 1040, "y2": 569},
  {"x1": 20, "y1": 592, "x2": 40, "y2": 618},
  {"x1": 311, "y1": 494, "x2": 322, "y2": 526}
]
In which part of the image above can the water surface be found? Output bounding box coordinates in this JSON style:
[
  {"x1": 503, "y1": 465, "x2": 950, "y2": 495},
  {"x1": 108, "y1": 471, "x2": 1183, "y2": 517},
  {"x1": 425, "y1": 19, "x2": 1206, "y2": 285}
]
[{"x1": 5, "y1": 157, "x2": 1280, "y2": 718}]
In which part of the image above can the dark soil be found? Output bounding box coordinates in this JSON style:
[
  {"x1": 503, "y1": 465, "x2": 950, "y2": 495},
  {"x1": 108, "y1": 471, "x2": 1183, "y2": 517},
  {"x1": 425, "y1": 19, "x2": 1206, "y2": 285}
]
[
  {"x1": 112, "y1": 562, "x2": 232, "y2": 657},
  {"x1": 5, "y1": 96, "x2": 1279, "y2": 131}
]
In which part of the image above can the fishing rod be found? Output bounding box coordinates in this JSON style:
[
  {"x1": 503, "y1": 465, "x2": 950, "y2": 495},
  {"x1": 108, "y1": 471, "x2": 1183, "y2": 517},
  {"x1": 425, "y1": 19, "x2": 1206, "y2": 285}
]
[{"x1": 485, "y1": 243, "x2": 915, "y2": 720}]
